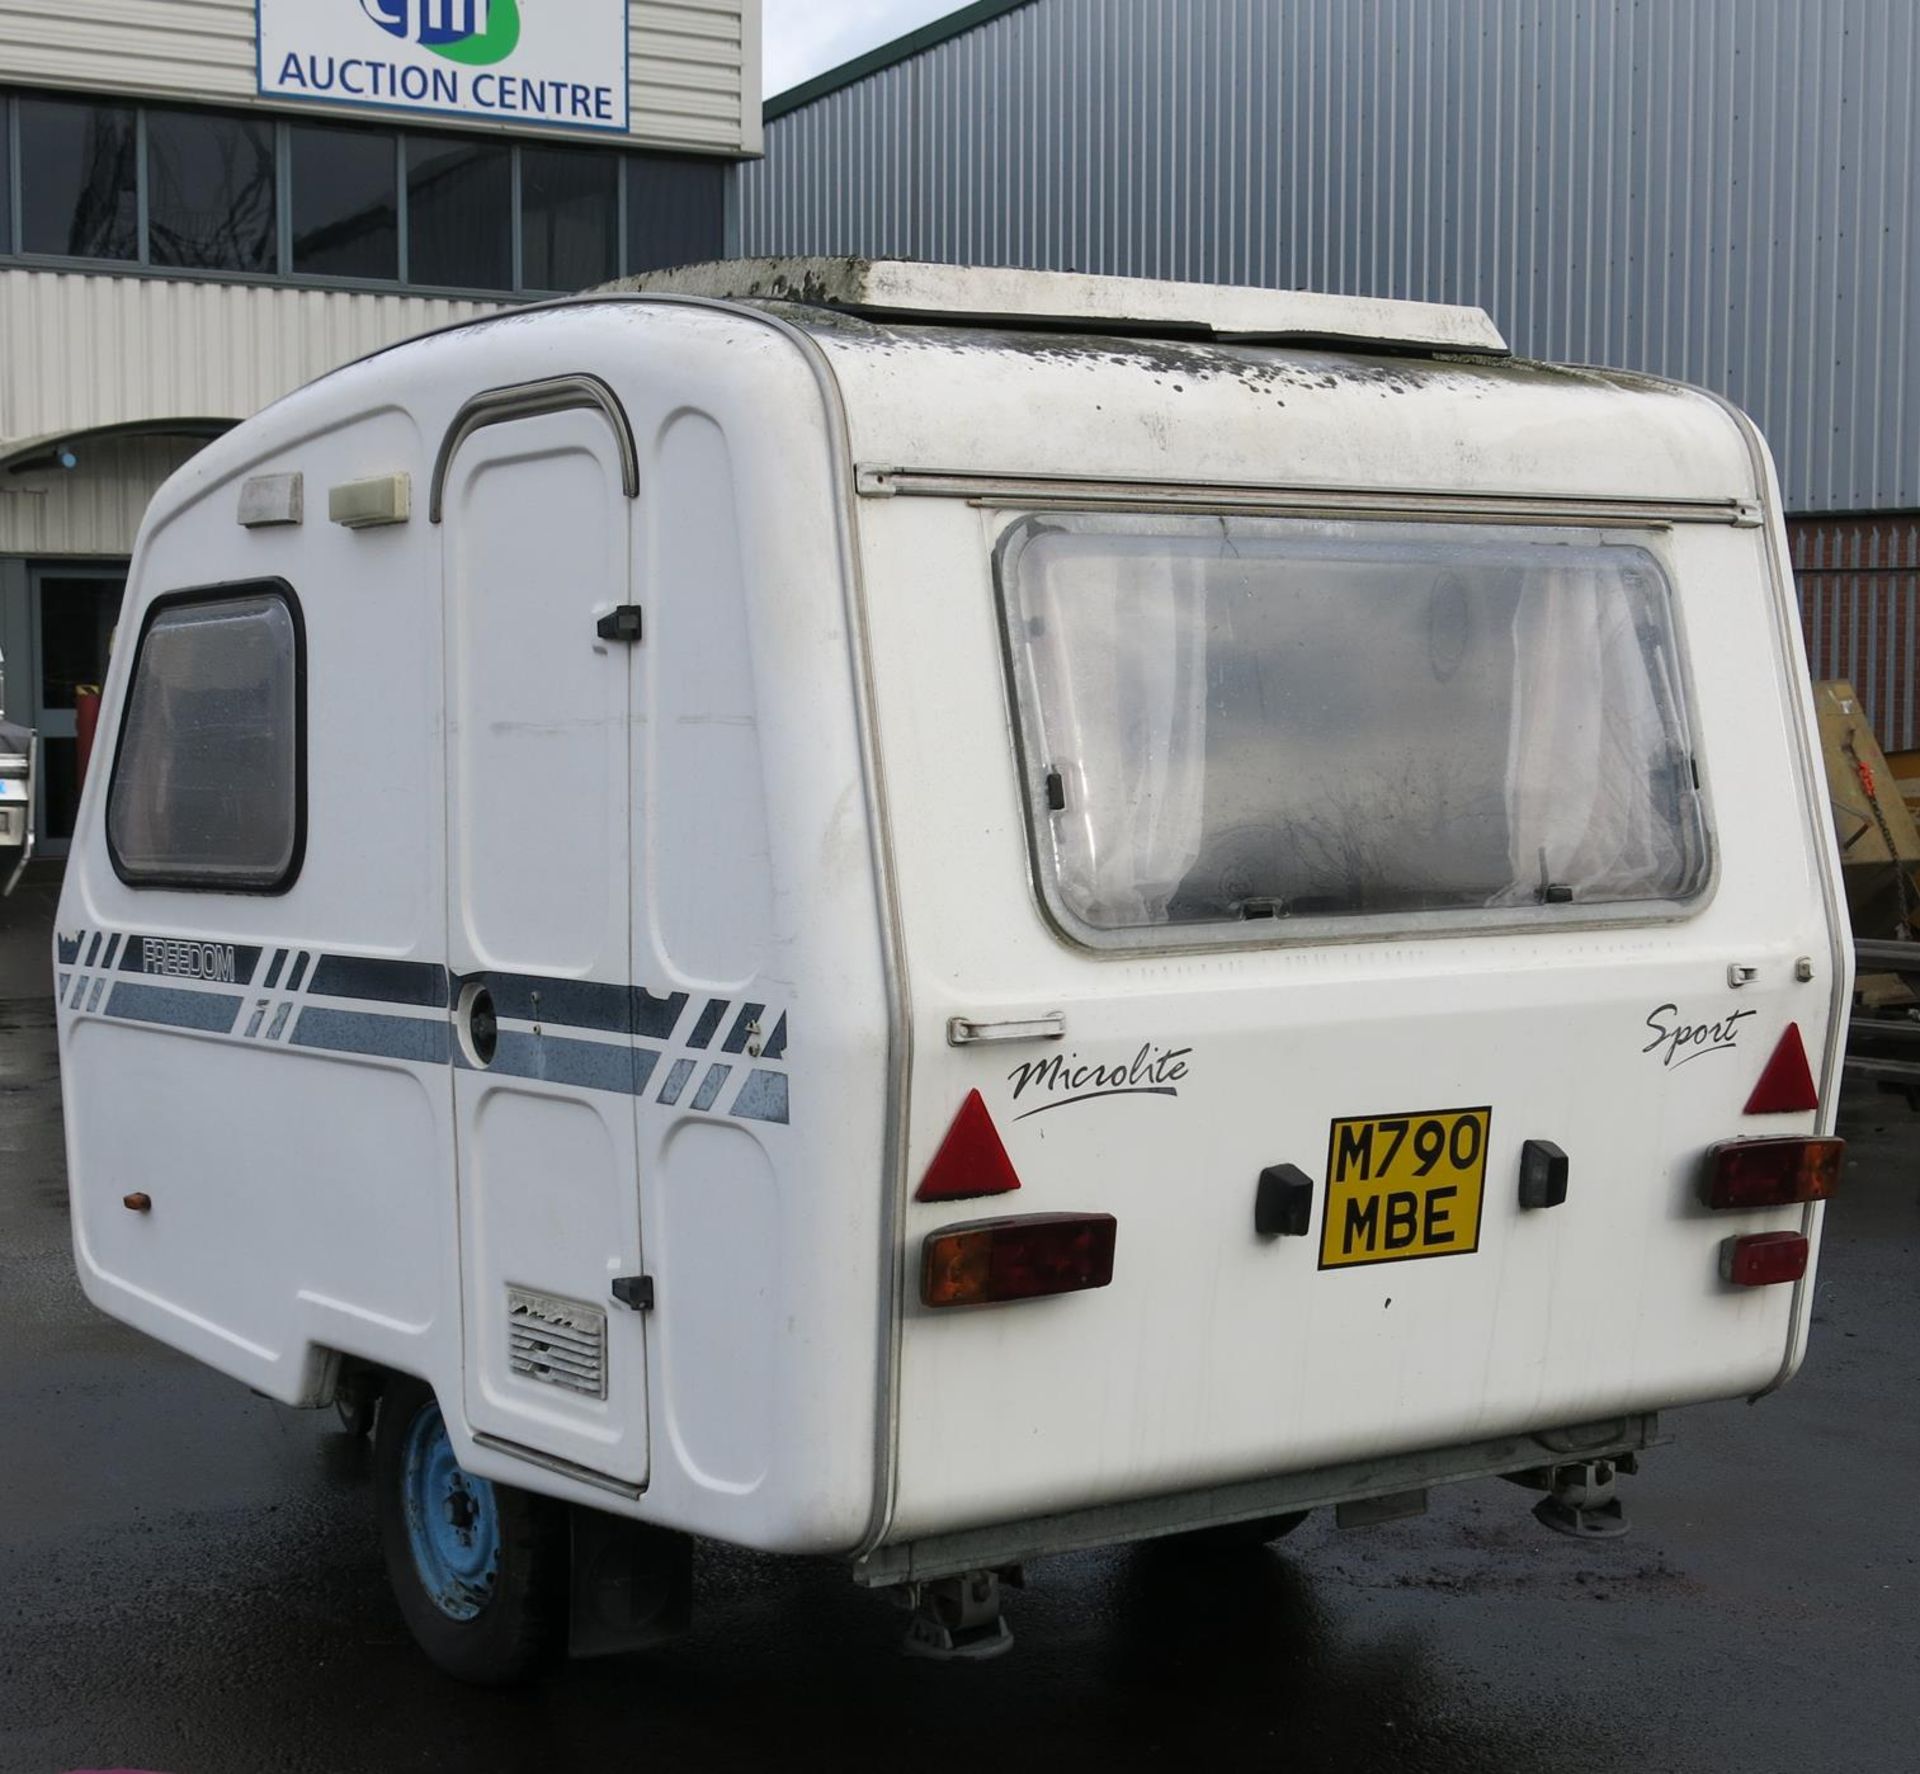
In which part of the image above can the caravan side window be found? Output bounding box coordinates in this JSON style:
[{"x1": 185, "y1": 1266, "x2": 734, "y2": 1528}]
[
  {"x1": 107, "y1": 583, "x2": 305, "y2": 892},
  {"x1": 995, "y1": 513, "x2": 1711, "y2": 948}
]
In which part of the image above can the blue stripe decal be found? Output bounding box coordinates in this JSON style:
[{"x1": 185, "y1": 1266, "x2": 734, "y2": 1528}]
[
  {"x1": 489, "y1": 1030, "x2": 638, "y2": 1094},
  {"x1": 636, "y1": 988, "x2": 689, "y2": 1040},
  {"x1": 480, "y1": 973, "x2": 629, "y2": 1031},
  {"x1": 105, "y1": 981, "x2": 244, "y2": 1034},
  {"x1": 686, "y1": 998, "x2": 728, "y2": 1050},
  {"x1": 62, "y1": 930, "x2": 788, "y2": 1123},
  {"x1": 732, "y1": 1070, "x2": 791, "y2": 1125},
  {"x1": 309, "y1": 953, "x2": 449, "y2": 1009},
  {"x1": 290, "y1": 1006, "x2": 448, "y2": 1064},
  {"x1": 722, "y1": 1003, "x2": 764, "y2": 1055}
]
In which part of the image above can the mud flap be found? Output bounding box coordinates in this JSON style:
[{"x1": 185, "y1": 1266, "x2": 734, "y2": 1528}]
[{"x1": 567, "y1": 1510, "x2": 692, "y2": 1659}]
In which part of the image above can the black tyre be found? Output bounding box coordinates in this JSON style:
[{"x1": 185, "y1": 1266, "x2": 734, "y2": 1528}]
[
  {"x1": 372, "y1": 1374, "x2": 566, "y2": 1684},
  {"x1": 1167, "y1": 1509, "x2": 1312, "y2": 1552}
]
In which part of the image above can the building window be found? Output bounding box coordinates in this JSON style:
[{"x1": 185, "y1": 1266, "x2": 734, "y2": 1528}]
[
  {"x1": 2, "y1": 88, "x2": 728, "y2": 295},
  {"x1": 291, "y1": 122, "x2": 399, "y2": 280},
  {"x1": 108, "y1": 587, "x2": 305, "y2": 893},
  {"x1": 0, "y1": 96, "x2": 12, "y2": 253},
  {"x1": 626, "y1": 152, "x2": 724, "y2": 273},
  {"x1": 146, "y1": 109, "x2": 277, "y2": 273},
  {"x1": 18, "y1": 95, "x2": 138, "y2": 261},
  {"x1": 521, "y1": 144, "x2": 617, "y2": 292},
  {"x1": 408, "y1": 134, "x2": 512, "y2": 292}
]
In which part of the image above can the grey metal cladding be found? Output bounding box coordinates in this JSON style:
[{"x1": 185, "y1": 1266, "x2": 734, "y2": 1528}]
[{"x1": 739, "y1": 0, "x2": 1920, "y2": 515}]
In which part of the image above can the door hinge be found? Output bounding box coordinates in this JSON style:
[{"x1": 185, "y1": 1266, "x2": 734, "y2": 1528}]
[
  {"x1": 611, "y1": 1275, "x2": 654, "y2": 1311},
  {"x1": 596, "y1": 605, "x2": 644, "y2": 644}
]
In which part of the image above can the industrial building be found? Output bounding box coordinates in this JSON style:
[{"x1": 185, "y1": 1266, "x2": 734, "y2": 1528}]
[
  {"x1": 0, "y1": 0, "x2": 760, "y2": 854},
  {"x1": 742, "y1": 0, "x2": 1920, "y2": 747}
]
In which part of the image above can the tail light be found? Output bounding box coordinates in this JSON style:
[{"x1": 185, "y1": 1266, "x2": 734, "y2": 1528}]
[
  {"x1": 921, "y1": 1213, "x2": 1117, "y2": 1308},
  {"x1": 1701, "y1": 1137, "x2": 1844, "y2": 1209},
  {"x1": 1720, "y1": 1231, "x2": 1810, "y2": 1287},
  {"x1": 1743, "y1": 1023, "x2": 1820, "y2": 1115}
]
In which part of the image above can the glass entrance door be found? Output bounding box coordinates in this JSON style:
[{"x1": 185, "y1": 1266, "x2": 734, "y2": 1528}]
[{"x1": 29, "y1": 566, "x2": 127, "y2": 856}]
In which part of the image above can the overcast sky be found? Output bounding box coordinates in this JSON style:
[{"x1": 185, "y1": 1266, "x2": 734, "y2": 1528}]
[{"x1": 762, "y1": 0, "x2": 966, "y2": 98}]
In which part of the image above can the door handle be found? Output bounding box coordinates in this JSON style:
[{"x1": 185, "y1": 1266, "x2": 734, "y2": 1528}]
[{"x1": 947, "y1": 1013, "x2": 1066, "y2": 1046}]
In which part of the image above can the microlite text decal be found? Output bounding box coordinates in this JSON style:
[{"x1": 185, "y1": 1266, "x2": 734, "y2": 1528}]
[{"x1": 1006, "y1": 1044, "x2": 1191, "y2": 1119}]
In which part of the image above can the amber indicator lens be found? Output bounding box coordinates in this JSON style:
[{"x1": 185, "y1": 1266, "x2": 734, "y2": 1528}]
[
  {"x1": 1720, "y1": 1230, "x2": 1810, "y2": 1287},
  {"x1": 921, "y1": 1212, "x2": 1118, "y2": 1308},
  {"x1": 1701, "y1": 1136, "x2": 1844, "y2": 1210}
]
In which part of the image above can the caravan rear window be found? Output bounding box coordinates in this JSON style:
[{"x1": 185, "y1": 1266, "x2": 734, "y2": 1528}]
[
  {"x1": 996, "y1": 514, "x2": 1710, "y2": 946},
  {"x1": 107, "y1": 584, "x2": 305, "y2": 892}
]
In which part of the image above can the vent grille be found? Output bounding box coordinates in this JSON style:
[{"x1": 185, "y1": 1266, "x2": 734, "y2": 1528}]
[{"x1": 507, "y1": 1287, "x2": 608, "y2": 1399}]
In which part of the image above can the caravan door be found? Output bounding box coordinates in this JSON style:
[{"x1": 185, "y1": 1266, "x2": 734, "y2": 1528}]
[{"x1": 439, "y1": 388, "x2": 649, "y2": 1489}]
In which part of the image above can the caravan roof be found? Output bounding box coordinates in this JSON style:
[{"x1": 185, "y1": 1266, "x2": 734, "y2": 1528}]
[{"x1": 615, "y1": 256, "x2": 1510, "y2": 356}]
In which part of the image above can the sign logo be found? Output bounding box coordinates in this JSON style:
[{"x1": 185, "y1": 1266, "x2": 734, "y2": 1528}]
[
  {"x1": 360, "y1": 0, "x2": 522, "y2": 66},
  {"x1": 257, "y1": 0, "x2": 627, "y2": 133}
]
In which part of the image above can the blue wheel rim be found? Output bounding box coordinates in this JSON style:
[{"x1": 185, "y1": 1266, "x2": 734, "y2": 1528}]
[{"x1": 400, "y1": 1399, "x2": 501, "y2": 1622}]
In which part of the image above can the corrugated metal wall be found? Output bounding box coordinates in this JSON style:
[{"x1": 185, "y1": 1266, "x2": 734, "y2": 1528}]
[
  {"x1": 0, "y1": 434, "x2": 204, "y2": 557},
  {"x1": 1793, "y1": 516, "x2": 1920, "y2": 751},
  {"x1": 0, "y1": 0, "x2": 760, "y2": 154},
  {"x1": 0, "y1": 267, "x2": 505, "y2": 555},
  {"x1": 0, "y1": 267, "x2": 502, "y2": 446},
  {"x1": 740, "y1": 0, "x2": 1920, "y2": 516}
]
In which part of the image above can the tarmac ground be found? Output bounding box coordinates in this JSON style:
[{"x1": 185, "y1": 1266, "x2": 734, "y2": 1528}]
[{"x1": 2, "y1": 868, "x2": 1915, "y2": 1773}]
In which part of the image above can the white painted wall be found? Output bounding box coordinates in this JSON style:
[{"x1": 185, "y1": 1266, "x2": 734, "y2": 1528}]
[{"x1": 0, "y1": 0, "x2": 760, "y2": 155}]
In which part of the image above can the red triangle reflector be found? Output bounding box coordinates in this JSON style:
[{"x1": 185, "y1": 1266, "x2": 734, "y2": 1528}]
[
  {"x1": 1744, "y1": 1023, "x2": 1819, "y2": 1115},
  {"x1": 916, "y1": 1089, "x2": 1023, "y2": 1202}
]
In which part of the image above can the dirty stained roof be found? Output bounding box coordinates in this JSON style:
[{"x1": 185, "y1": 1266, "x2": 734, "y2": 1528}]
[{"x1": 609, "y1": 257, "x2": 1510, "y2": 358}]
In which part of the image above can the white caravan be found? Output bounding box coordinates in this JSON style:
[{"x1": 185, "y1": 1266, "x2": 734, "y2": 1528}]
[{"x1": 55, "y1": 261, "x2": 1850, "y2": 1676}]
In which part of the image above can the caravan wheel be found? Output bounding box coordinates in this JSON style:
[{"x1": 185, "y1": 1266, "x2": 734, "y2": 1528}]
[{"x1": 373, "y1": 1375, "x2": 566, "y2": 1684}]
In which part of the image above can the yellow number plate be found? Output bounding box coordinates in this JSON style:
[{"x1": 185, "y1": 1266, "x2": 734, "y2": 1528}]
[{"x1": 1319, "y1": 1107, "x2": 1491, "y2": 1269}]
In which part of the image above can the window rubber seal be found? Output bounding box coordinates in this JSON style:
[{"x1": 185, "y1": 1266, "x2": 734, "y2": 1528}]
[{"x1": 103, "y1": 575, "x2": 309, "y2": 897}]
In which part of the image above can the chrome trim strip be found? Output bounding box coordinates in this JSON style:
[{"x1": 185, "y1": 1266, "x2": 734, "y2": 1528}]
[
  {"x1": 471, "y1": 1431, "x2": 646, "y2": 1501},
  {"x1": 428, "y1": 372, "x2": 640, "y2": 524},
  {"x1": 855, "y1": 466, "x2": 1763, "y2": 528}
]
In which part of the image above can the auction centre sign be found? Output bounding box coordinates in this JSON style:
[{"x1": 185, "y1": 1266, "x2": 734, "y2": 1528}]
[{"x1": 257, "y1": 1, "x2": 630, "y2": 134}]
